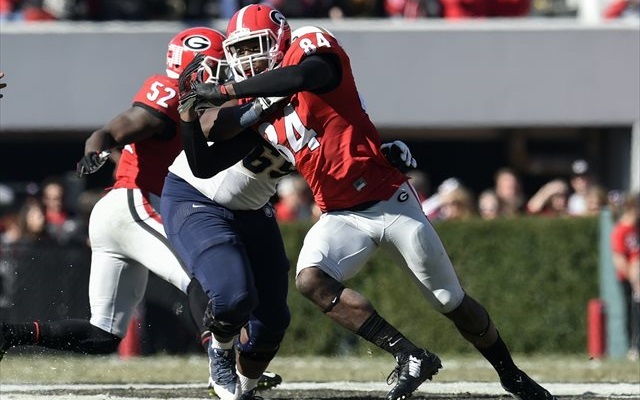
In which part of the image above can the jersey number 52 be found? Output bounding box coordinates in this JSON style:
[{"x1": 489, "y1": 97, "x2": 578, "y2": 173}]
[{"x1": 146, "y1": 82, "x2": 177, "y2": 108}]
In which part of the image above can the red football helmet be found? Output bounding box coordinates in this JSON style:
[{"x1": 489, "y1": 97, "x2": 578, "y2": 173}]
[
  {"x1": 223, "y1": 4, "x2": 291, "y2": 81},
  {"x1": 166, "y1": 27, "x2": 228, "y2": 84}
]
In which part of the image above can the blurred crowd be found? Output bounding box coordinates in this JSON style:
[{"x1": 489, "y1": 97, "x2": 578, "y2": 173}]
[
  {"x1": 277, "y1": 157, "x2": 639, "y2": 225},
  {"x1": 407, "y1": 159, "x2": 632, "y2": 223},
  {"x1": 0, "y1": 159, "x2": 636, "y2": 248},
  {"x1": 0, "y1": 178, "x2": 103, "y2": 249},
  {"x1": 0, "y1": 0, "x2": 638, "y2": 21}
]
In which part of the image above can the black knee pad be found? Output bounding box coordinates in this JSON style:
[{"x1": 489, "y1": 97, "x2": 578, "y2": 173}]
[
  {"x1": 203, "y1": 300, "x2": 248, "y2": 339},
  {"x1": 187, "y1": 279, "x2": 209, "y2": 337},
  {"x1": 236, "y1": 319, "x2": 285, "y2": 363}
]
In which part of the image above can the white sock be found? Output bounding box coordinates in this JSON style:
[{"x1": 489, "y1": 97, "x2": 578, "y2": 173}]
[
  {"x1": 236, "y1": 367, "x2": 259, "y2": 393},
  {"x1": 210, "y1": 334, "x2": 235, "y2": 350}
]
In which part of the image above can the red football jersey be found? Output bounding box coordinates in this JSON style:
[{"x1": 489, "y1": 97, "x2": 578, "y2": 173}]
[
  {"x1": 257, "y1": 30, "x2": 407, "y2": 212},
  {"x1": 113, "y1": 74, "x2": 182, "y2": 196}
]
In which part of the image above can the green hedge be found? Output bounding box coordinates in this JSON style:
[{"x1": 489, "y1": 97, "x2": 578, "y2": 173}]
[{"x1": 277, "y1": 216, "x2": 599, "y2": 356}]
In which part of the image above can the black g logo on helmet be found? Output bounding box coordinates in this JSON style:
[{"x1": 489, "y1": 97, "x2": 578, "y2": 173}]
[
  {"x1": 183, "y1": 35, "x2": 211, "y2": 51},
  {"x1": 270, "y1": 10, "x2": 287, "y2": 26}
]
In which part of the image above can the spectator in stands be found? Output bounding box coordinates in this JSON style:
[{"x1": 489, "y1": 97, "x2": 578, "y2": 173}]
[
  {"x1": 384, "y1": 0, "x2": 443, "y2": 18},
  {"x1": 439, "y1": 185, "x2": 476, "y2": 220},
  {"x1": 19, "y1": 0, "x2": 74, "y2": 21},
  {"x1": 439, "y1": 0, "x2": 531, "y2": 18},
  {"x1": 274, "y1": 174, "x2": 316, "y2": 222},
  {"x1": 406, "y1": 169, "x2": 431, "y2": 204},
  {"x1": 40, "y1": 177, "x2": 84, "y2": 245},
  {"x1": 603, "y1": 0, "x2": 640, "y2": 19},
  {"x1": 478, "y1": 189, "x2": 500, "y2": 220},
  {"x1": 493, "y1": 167, "x2": 525, "y2": 217},
  {"x1": 41, "y1": 178, "x2": 68, "y2": 226},
  {"x1": 0, "y1": 183, "x2": 19, "y2": 246},
  {"x1": 0, "y1": 211, "x2": 20, "y2": 247},
  {"x1": 421, "y1": 177, "x2": 462, "y2": 221},
  {"x1": 15, "y1": 197, "x2": 53, "y2": 245},
  {"x1": 526, "y1": 179, "x2": 570, "y2": 217},
  {"x1": 567, "y1": 159, "x2": 595, "y2": 216},
  {"x1": 40, "y1": 178, "x2": 70, "y2": 238},
  {"x1": 611, "y1": 191, "x2": 640, "y2": 361},
  {"x1": 584, "y1": 184, "x2": 608, "y2": 217}
]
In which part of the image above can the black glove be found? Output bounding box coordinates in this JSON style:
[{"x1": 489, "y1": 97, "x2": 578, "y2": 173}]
[
  {"x1": 194, "y1": 82, "x2": 231, "y2": 107},
  {"x1": 76, "y1": 151, "x2": 109, "y2": 177},
  {"x1": 381, "y1": 140, "x2": 417, "y2": 173},
  {"x1": 177, "y1": 53, "x2": 207, "y2": 114}
]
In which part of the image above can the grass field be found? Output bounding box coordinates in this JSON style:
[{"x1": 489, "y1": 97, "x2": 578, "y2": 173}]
[
  {"x1": 1, "y1": 353, "x2": 639, "y2": 383},
  {"x1": 1, "y1": 353, "x2": 639, "y2": 399}
]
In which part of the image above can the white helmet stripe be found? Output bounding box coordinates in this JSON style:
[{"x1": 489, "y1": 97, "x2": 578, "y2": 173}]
[{"x1": 236, "y1": 6, "x2": 248, "y2": 32}]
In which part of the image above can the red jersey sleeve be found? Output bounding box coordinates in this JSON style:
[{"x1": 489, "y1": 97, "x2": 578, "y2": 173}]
[
  {"x1": 113, "y1": 74, "x2": 183, "y2": 196},
  {"x1": 131, "y1": 74, "x2": 180, "y2": 124},
  {"x1": 262, "y1": 29, "x2": 407, "y2": 212}
]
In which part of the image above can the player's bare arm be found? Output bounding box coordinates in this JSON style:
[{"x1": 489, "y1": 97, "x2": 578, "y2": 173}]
[{"x1": 77, "y1": 106, "x2": 169, "y2": 176}]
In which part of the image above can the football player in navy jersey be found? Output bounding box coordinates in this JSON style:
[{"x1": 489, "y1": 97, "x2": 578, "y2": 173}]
[
  {"x1": 0, "y1": 27, "x2": 282, "y2": 394},
  {"x1": 160, "y1": 44, "x2": 418, "y2": 399},
  {"x1": 188, "y1": 4, "x2": 558, "y2": 400}
]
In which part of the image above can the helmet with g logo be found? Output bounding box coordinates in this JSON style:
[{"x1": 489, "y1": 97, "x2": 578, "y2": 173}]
[
  {"x1": 166, "y1": 27, "x2": 227, "y2": 82},
  {"x1": 223, "y1": 4, "x2": 291, "y2": 81}
]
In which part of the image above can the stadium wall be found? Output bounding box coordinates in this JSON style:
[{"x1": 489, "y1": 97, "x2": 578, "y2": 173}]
[{"x1": 0, "y1": 20, "x2": 638, "y2": 131}]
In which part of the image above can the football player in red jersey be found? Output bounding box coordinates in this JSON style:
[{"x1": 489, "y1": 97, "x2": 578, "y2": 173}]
[
  {"x1": 161, "y1": 52, "x2": 416, "y2": 400},
  {"x1": 0, "y1": 27, "x2": 281, "y2": 393},
  {"x1": 190, "y1": 5, "x2": 557, "y2": 400}
]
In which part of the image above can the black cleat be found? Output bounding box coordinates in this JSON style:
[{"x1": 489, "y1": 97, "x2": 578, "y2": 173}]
[
  {"x1": 385, "y1": 349, "x2": 442, "y2": 400},
  {"x1": 500, "y1": 369, "x2": 557, "y2": 400},
  {"x1": 256, "y1": 371, "x2": 282, "y2": 390},
  {"x1": 209, "y1": 371, "x2": 282, "y2": 396}
]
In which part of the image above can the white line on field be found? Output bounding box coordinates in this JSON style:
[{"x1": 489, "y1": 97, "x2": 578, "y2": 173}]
[{"x1": 1, "y1": 382, "x2": 638, "y2": 397}]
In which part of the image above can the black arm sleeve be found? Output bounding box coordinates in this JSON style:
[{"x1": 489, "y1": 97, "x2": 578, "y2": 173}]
[
  {"x1": 232, "y1": 54, "x2": 341, "y2": 99},
  {"x1": 180, "y1": 119, "x2": 261, "y2": 179}
]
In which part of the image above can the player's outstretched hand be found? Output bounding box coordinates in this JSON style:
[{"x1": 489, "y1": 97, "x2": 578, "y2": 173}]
[
  {"x1": 194, "y1": 82, "x2": 230, "y2": 107},
  {"x1": 381, "y1": 140, "x2": 417, "y2": 172},
  {"x1": 0, "y1": 72, "x2": 6, "y2": 98},
  {"x1": 177, "y1": 53, "x2": 207, "y2": 114},
  {"x1": 76, "y1": 151, "x2": 110, "y2": 177}
]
